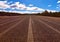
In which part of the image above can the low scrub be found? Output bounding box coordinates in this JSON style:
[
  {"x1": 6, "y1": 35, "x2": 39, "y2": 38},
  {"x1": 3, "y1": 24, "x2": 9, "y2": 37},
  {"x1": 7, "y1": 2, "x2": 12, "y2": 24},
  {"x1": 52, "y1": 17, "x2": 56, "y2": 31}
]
[{"x1": 37, "y1": 10, "x2": 60, "y2": 17}]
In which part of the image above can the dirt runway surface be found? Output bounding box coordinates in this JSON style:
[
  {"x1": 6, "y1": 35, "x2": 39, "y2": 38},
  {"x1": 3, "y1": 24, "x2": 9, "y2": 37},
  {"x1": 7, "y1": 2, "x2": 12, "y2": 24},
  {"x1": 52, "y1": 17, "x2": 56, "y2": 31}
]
[{"x1": 0, "y1": 15, "x2": 60, "y2": 42}]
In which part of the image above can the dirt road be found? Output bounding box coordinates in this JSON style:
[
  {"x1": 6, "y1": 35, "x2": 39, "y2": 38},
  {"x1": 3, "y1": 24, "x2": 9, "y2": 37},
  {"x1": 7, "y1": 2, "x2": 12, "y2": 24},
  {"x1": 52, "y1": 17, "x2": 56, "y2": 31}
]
[{"x1": 0, "y1": 15, "x2": 60, "y2": 42}]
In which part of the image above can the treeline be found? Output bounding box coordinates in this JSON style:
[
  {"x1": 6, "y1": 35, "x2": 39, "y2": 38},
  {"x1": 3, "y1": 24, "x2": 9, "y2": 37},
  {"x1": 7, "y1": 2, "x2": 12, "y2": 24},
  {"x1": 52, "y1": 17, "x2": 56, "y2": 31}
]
[
  {"x1": 0, "y1": 11, "x2": 60, "y2": 17},
  {"x1": 37, "y1": 10, "x2": 60, "y2": 17},
  {"x1": 0, "y1": 12, "x2": 31, "y2": 16},
  {"x1": 0, "y1": 12, "x2": 21, "y2": 16}
]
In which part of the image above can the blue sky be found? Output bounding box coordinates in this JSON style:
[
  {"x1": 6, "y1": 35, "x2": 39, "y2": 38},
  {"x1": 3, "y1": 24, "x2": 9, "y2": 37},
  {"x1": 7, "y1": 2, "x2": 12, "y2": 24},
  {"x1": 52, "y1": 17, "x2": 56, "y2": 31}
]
[
  {"x1": 8, "y1": 0, "x2": 57, "y2": 9},
  {"x1": 0, "y1": 0, "x2": 60, "y2": 13}
]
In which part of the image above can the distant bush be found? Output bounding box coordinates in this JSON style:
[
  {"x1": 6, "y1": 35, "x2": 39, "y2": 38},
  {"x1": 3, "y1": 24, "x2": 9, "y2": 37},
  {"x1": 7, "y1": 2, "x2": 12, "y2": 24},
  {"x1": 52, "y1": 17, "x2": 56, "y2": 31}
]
[
  {"x1": 37, "y1": 10, "x2": 60, "y2": 17},
  {"x1": 0, "y1": 11, "x2": 60, "y2": 17},
  {"x1": 0, "y1": 12, "x2": 21, "y2": 16}
]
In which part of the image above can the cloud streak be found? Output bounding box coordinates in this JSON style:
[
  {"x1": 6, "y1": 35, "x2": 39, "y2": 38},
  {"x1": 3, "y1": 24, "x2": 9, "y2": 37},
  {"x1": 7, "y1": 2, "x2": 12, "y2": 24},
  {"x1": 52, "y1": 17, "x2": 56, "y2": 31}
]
[
  {"x1": 48, "y1": 5, "x2": 52, "y2": 7},
  {"x1": 57, "y1": 1, "x2": 60, "y2": 3}
]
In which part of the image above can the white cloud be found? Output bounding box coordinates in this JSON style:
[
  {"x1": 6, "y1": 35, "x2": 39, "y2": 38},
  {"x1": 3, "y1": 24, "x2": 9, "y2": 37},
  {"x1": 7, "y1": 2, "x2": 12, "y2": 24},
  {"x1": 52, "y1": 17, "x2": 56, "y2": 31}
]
[
  {"x1": 57, "y1": 4, "x2": 60, "y2": 8},
  {"x1": 0, "y1": 1, "x2": 58, "y2": 14},
  {"x1": 58, "y1": 4, "x2": 60, "y2": 7},
  {"x1": 7, "y1": 1, "x2": 13, "y2": 4},
  {"x1": 0, "y1": 1, "x2": 10, "y2": 9},
  {"x1": 10, "y1": 2, "x2": 45, "y2": 12},
  {"x1": 57, "y1": 1, "x2": 60, "y2": 9},
  {"x1": 29, "y1": 4, "x2": 34, "y2": 6},
  {"x1": 26, "y1": 7, "x2": 37, "y2": 10},
  {"x1": 46, "y1": 9, "x2": 57, "y2": 12},
  {"x1": 15, "y1": 2, "x2": 26, "y2": 8},
  {"x1": 48, "y1": 5, "x2": 52, "y2": 7},
  {"x1": 10, "y1": 2, "x2": 26, "y2": 10},
  {"x1": 57, "y1": 1, "x2": 60, "y2": 3},
  {"x1": 7, "y1": 10, "x2": 41, "y2": 14},
  {"x1": 56, "y1": 7, "x2": 59, "y2": 8}
]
